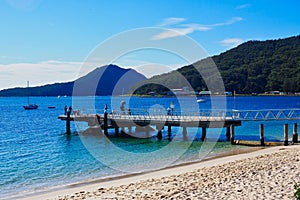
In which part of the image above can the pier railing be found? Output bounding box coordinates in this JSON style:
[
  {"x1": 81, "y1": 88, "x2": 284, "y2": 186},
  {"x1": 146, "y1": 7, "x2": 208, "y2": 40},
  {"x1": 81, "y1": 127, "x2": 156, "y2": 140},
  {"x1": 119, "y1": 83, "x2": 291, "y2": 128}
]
[
  {"x1": 73, "y1": 108, "x2": 300, "y2": 121},
  {"x1": 228, "y1": 109, "x2": 300, "y2": 121},
  {"x1": 108, "y1": 113, "x2": 228, "y2": 122}
]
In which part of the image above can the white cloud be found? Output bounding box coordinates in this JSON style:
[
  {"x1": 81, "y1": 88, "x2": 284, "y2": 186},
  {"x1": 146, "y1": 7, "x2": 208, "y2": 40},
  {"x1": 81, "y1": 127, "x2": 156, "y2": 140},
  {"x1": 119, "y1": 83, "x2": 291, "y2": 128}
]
[
  {"x1": 211, "y1": 17, "x2": 243, "y2": 27},
  {"x1": 152, "y1": 28, "x2": 194, "y2": 40},
  {"x1": 236, "y1": 4, "x2": 251, "y2": 9},
  {"x1": 0, "y1": 60, "x2": 83, "y2": 90},
  {"x1": 152, "y1": 24, "x2": 212, "y2": 40},
  {"x1": 183, "y1": 23, "x2": 212, "y2": 31},
  {"x1": 159, "y1": 17, "x2": 186, "y2": 27},
  {"x1": 225, "y1": 17, "x2": 243, "y2": 25},
  {"x1": 153, "y1": 17, "x2": 243, "y2": 40},
  {"x1": 220, "y1": 38, "x2": 243, "y2": 47}
]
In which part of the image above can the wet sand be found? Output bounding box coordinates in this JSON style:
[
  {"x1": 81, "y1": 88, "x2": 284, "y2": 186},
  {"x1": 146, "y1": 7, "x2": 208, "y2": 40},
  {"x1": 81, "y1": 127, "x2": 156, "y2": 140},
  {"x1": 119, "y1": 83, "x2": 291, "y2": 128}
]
[{"x1": 19, "y1": 144, "x2": 300, "y2": 200}]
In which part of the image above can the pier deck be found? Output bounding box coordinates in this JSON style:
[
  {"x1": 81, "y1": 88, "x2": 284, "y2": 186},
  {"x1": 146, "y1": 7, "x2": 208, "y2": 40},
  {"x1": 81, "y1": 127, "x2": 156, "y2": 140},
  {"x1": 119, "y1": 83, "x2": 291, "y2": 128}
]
[
  {"x1": 58, "y1": 114, "x2": 241, "y2": 128},
  {"x1": 58, "y1": 113, "x2": 241, "y2": 143},
  {"x1": 58, "y1": 108, "x2": 300, "y2": 145}
]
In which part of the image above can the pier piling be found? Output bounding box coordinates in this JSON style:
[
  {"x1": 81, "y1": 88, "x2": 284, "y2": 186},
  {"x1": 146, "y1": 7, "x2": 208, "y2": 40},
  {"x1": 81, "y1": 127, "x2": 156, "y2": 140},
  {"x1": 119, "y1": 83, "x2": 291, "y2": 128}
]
[
  {"x1": 260, "y1": 124, "x2": 264, "y2": 146},
  {"x1": 182, "y1": 126, "x2": 187, "y2": 140},
  {"x1": 292, "y1": 123, "x2": 298, "y2": 143},
  {"x1": 156, "y1": 124, "x2": 164, "y2": 140},
  {"x1": 121, "y1": 127, "x2": 126, "y2": 136},
  {"x1": 167, "y1": 125, "x2": 172, "y2": 139},
  {"x1": 226, "y1": 126, "x2": 230, "y2": 141},
  {"x1": 201, "y1": 127, "x2": 206, "y2": 141},
  {"x1": 157, "y1": 130, "x2": 162, "y2": 140},
  {"x1": 103, "y1": 112, "x2": 108, "y2": 137},
  {"x1": 230, "y1": 125, "x2": 235, "y2": 145},
  {"x1": 115, "y1": 127, "x2": 119, "y2": 136},
  {"x1": 66, "y1": 111, "x2": 71, "y2": 135},
  {"x1": 284, "y1": 124, "x2": 289, "y2": 146}
]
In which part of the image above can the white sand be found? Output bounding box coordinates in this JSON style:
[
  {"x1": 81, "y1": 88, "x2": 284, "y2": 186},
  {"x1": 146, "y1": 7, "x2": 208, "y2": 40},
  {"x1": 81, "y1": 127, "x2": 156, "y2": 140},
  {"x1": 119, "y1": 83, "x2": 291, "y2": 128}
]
[{"x1": 20, "y1": 145, "x2": 300, "y2": 200}]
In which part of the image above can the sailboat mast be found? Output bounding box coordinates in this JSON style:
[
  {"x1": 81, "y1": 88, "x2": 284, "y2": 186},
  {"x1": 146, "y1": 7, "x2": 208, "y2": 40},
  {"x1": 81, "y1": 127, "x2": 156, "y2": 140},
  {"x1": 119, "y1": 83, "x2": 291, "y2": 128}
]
[
  {"x1": 23, "y1": 80, "x2": 38, "y2": 109},
  {"x1": 233, "y1": 90, "x2": 236, "y2": 110},
  {"x1": 27, "y1": 81, "x2": 29, "y2": 105}
]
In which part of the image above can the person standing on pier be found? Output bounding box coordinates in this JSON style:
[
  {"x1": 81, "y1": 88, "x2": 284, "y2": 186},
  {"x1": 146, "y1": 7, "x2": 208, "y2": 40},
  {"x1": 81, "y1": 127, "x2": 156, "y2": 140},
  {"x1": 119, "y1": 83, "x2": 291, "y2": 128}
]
[
  {"x1": 103, "y1": 104, "x2": 108, "y2": 136},
  {"x1": 120, "y1": 101, "x2": 126, "y2": 114},
  {"x1": 170, "y1": 102, "x2": 175, "y2": 116},
  {"x1": 64, "y1": 105, "x2": 67, "y2": 115},
  {"x1": 68, "y1": 106, "x2": 72, "y2": 115},
  {"x1": 104, "y1": 104, "x2": 108, "y2": 113},
  {"x1": 167, "y1": 107, "x2": 171, "y2": 115}
]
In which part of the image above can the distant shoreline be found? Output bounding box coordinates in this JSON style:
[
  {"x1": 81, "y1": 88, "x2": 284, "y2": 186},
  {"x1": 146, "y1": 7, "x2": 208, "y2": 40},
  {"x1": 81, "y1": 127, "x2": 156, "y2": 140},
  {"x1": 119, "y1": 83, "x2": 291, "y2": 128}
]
[
  {"x1": 124, "y1": 93, "x2": 300, "y2": 97},
  {"x1": 0, "y1": 94, "x2": 300, "y2": 98}
]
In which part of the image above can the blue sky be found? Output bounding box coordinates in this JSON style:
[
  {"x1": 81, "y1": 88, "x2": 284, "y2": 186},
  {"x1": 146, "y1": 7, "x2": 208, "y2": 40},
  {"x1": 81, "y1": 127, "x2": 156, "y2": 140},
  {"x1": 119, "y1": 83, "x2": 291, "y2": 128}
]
[{"x1": 0, "y1": 0, "x2": 299, "y2": 89}]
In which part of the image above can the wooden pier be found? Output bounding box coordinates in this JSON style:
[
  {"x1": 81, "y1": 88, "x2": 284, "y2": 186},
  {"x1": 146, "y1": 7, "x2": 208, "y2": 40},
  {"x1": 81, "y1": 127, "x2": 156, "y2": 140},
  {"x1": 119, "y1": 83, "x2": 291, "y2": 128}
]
[
  {"x1": 58, "y1": 107, "x2": 300, "y2": 145},
  {"x1": 58, "y1": 113, "x2": 242, "y2": 143}
]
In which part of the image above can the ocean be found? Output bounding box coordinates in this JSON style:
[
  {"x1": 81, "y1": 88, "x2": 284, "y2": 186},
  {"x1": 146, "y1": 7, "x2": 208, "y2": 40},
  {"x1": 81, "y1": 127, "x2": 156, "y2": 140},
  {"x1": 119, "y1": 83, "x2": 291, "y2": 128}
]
[{"x1": 0, "y1": 96, "x2": 299, "y2": 199}]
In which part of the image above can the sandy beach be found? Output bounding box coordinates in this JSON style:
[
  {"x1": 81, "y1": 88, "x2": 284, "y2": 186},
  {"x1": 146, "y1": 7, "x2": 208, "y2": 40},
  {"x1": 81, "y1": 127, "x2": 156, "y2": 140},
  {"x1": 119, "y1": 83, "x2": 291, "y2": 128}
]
[{"x1": 19, "y1": 144, "x2": 300, "y2": 200}]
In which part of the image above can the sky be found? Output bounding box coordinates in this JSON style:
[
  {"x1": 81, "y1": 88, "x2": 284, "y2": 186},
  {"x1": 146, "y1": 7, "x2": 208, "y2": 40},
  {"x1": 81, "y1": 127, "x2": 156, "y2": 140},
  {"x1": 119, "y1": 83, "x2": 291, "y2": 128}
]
[{"x1": 0, "y1": 0, "x2": 299, "y2": 90}]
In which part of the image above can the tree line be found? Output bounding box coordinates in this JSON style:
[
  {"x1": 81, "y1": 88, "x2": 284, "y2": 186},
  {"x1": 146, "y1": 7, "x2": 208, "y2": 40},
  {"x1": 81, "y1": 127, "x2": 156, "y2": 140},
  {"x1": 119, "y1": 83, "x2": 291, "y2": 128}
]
[{"x1": 133, "y1": 35, "x2": 300, "y2": 95}]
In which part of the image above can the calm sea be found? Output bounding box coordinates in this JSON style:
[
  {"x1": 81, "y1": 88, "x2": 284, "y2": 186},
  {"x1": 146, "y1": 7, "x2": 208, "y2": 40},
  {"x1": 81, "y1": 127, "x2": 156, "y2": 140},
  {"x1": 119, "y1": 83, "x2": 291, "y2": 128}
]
[{"x1": 0, "y1": 96, "x2": 299, "y2": 199}]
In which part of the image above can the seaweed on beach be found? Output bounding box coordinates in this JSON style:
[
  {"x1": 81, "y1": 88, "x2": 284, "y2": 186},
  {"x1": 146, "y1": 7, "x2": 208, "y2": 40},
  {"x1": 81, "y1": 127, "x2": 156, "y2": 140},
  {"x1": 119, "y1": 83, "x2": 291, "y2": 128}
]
[{"x1": 294, "y1": 182, "x2": 300, "y2": 199}]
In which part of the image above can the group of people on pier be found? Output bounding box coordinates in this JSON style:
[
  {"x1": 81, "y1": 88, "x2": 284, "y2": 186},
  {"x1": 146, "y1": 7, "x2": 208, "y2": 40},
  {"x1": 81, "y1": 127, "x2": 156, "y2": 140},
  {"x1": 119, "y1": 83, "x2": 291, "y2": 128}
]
[
  {"x1": 64, "y1": 105, "x2": 72, "y2": 115},
  {"x1": 63, "y1": 101, "x2": 175, "y2": 116}
]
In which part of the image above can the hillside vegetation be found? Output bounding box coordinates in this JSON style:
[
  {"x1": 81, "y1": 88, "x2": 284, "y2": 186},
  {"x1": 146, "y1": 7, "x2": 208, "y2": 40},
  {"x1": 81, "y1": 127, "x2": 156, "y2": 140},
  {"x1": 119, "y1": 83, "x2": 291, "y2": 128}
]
[{"x1": 133, "y1": 35, "x2": 300, "y2": 94}]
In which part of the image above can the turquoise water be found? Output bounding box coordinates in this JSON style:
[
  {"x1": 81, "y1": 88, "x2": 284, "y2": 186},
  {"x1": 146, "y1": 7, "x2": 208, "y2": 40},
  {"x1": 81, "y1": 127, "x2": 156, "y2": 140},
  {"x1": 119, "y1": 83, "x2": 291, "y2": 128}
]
[{"x1": 0, "y1": 96, "x2": 299, "y2": 199}]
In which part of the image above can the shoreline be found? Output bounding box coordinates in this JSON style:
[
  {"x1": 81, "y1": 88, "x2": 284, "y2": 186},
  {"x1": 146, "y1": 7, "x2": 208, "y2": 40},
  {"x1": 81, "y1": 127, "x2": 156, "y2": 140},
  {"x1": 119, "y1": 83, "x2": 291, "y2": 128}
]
[
  {"x1": 17, "y1": 144, "x2": 300, "y2": 200},
  {"x1": 12, "y1": 145, "x2": 259, "y2": 199},
  {"x1": 1, "y1": 94, "x2": 300, "y2": 98}
]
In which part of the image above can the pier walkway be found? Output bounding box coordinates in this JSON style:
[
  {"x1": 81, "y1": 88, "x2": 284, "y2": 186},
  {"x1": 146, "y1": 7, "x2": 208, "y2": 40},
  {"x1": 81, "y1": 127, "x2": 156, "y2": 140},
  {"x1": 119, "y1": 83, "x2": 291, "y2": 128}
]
[
  {"x1": 58, "y1": 113, "x2": 241, "y2": 128},
  {"x1": 58, "y1": 108, "x2": 300, "y2": 145},
  {"x1": 58, "y1": 110, "x2": 241, "y2": 143},
  {"x1": 229, "y1": 109, "x2": 300, "y2": 121}
]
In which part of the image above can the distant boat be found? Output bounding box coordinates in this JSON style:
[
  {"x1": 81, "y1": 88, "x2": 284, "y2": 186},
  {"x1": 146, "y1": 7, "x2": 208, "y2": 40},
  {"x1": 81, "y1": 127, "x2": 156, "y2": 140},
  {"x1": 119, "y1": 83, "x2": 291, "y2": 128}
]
[
  {"x1": 24, "y1": 104, "x2": 38, "y2": 110},
  {"x1": 197, "y1": 98, "x2": 206, "y2": 103},
  {"x1": 23, "y1": 81, "x2": 38, "y2": 110},
  {"x1": 48, "y1": 106, "x2": 56, "y2": 109}
]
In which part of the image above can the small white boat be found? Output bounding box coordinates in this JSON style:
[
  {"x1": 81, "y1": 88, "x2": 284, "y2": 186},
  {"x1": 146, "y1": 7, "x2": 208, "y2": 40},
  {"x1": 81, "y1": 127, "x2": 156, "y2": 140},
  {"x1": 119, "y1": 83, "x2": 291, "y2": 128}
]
[{"x1": 197, "y1": 98, "x2": 206, "y2": 103}]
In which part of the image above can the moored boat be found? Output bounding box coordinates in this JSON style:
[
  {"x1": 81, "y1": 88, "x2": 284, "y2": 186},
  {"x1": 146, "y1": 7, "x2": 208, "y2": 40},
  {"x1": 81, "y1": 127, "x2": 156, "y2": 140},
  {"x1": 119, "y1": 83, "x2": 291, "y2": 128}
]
[
  {"x1": 24, "y1": 104, "x2": 39, "y2": 110},
  {"x1": 23, "y1": 81, "x2": 38, "y2": 110},
  {"x1": 197, "y1": 98, "x2": 206, "y2": 103}
]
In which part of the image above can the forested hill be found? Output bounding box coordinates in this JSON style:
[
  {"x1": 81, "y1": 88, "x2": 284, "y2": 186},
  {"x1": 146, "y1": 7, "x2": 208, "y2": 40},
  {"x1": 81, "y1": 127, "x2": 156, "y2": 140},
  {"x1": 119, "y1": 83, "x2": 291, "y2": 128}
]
[
  {"x1": 214, "y1": 35, "x2": 300, "y2": 93},
  {"x1": 134, "y1": 35, "x2": 300, "y2": 94}
]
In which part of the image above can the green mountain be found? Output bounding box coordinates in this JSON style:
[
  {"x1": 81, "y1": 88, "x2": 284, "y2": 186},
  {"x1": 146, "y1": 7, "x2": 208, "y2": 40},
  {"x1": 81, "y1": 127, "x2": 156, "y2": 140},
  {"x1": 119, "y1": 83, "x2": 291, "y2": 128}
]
[
  {"x1": 0, "y1": 64, "x2": 147, "y2": 96},
  {"x1": 133, "y1": 35, "x2": 300, "y2": 95}
]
